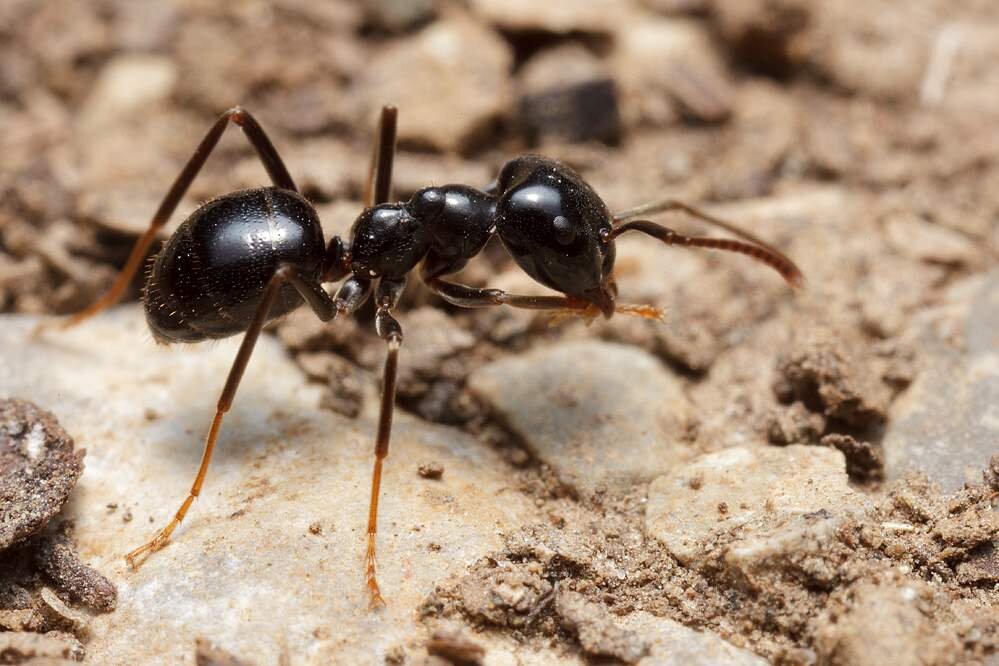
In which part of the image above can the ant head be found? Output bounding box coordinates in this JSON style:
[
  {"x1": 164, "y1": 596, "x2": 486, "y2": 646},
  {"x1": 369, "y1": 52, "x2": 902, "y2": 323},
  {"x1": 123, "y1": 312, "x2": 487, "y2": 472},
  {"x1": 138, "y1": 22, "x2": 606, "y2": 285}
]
[
  {"x1": 348, "y1": 204, "x2": 431, "y2": 280},
  {"x1": 493, "y1": 156, "x2": 617, "y2": 317}
]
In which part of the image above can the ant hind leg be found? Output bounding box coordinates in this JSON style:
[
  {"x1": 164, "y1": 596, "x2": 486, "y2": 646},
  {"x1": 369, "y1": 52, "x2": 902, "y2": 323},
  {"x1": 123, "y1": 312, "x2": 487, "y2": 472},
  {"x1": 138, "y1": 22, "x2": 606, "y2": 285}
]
[{"x1": 36, "y1": 107, "x2": 297, "y2": 336}]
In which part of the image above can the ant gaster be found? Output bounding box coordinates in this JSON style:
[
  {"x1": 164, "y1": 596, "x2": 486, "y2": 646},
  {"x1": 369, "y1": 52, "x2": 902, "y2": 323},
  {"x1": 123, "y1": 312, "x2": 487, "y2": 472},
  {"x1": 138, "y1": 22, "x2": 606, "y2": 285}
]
[{"x1": 37, "y1": 105, "x2": 803, "y2": 608}]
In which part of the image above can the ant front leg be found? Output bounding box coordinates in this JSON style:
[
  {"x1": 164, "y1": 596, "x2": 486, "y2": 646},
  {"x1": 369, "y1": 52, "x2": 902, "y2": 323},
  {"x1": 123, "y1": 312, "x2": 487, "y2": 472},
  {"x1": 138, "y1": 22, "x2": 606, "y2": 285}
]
[
  {"x1": 126, "y1": 268, "x2": 372, "y2": 569},
  {"x1": 364, "y1": 277, "x2": 405, "y2": 608},
  {"x1": 37, "y1": 107, "x2": 296, "y2": 335}
]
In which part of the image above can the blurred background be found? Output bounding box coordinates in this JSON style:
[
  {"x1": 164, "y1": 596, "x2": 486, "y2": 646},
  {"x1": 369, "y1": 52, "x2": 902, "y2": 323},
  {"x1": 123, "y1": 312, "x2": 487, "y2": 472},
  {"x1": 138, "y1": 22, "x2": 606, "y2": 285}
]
[{"x1": 2, "y1": 0, "x2": 996, "y2": 318}]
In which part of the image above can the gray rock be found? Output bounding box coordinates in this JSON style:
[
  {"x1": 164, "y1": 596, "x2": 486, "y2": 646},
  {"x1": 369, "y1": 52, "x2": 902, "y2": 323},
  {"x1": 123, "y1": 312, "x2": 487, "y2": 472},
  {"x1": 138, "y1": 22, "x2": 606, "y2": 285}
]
[
  {"x1": 883, "y1": 271, "x2": 999, "y2": 491},
  {"x1": 469, "y1": 340, "x2": 692, "y2": 496},
  {"x1": 518, "y1": 44, "x2": 621, "y2": 145},
  {"x1": 613, "y1": 17, "x2": 734, "y2": 126},
  {"x1": 0, "y1": 308, "x2": 535, "y2": 664},
  {"x1": 645, "y1": 445, "x2": 866, "y2": 566}
]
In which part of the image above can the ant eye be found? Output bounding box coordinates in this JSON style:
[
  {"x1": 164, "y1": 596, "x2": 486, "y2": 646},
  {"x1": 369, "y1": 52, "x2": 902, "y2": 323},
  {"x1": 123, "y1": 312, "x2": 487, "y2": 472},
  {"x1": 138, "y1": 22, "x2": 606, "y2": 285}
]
[
  {"x1": 599, "y1": 227, "x2": 611, "y2": 244},
  {"x1": 552, "y1": 216, "x2": 576, "y2": 245}
]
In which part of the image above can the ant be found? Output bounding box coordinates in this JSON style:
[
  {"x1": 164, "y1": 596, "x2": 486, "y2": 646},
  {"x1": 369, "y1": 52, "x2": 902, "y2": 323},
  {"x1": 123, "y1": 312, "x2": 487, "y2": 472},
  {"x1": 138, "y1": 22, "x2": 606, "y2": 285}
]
[{"x1": 36, "y1": 105, "x2": 802, "y2": 608}]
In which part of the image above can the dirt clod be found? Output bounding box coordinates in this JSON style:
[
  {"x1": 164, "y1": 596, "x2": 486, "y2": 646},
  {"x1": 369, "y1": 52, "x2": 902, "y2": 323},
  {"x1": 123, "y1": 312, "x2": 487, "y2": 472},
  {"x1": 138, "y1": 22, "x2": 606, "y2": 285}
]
[
  {"x1": 0, "y1": 399, "x2": 84, "y2": 551},
  {"x1": 418, "y1": 462, "x2": 445, "y2": 480}
]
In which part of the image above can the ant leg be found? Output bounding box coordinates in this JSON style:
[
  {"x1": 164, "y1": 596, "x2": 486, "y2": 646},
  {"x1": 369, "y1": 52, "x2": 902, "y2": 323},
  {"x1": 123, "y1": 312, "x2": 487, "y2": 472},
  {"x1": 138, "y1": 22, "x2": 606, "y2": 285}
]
[
  {"x1": 39, "y1": 107, "x2": 297, "y2": 334},
  {"x1": 125, "y1": 266, "x2": 367, "y2": 569},
  {"x1": 423, "y1": 273, "x2": 664, "y2": 321},
  {"x1": 364, "y1": 105, "x2": 398, "y2": 208},
  {"x1": 364, "y1": 277, "x2": 405, "y2": 608},
  {"x1": 612, "y1": 220, "x2": 804, "y2": 288}
]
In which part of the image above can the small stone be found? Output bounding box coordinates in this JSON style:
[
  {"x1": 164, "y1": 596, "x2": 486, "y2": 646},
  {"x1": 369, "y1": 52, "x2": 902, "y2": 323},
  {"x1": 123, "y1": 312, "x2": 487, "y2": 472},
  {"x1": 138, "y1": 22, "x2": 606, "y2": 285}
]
[
  {"x1": 0, "y1": 399, "x2": 84, "y2": 551},
  {"x1": 195, "y1": 637, "x2": 253, "y2": 666},
  {"x1": 469, "y1": 0, "x2": 621, "y2": 35},
  {"x1": 418, "y1": 462, "x2": 444, "y2": 480},
  {"x1": 813, "y1": 581, "x2": 959, "y2": 666},
  {"x1": 35, "y1": 524, "x2": 117, "y2": 612},
  {"x1": 711, "y1": 0, "x2": 811, "y2": 77},
  {"x1": 618, "y1": 612, "x2": 768, "y2": 665},
  {"x1": 517, "y1": 44, "x2": 621, "y2": 145},
  {"x1": 956, "y1": 543, "x2": 999, "y2": 585},
  {"x1": 645, "y1": 445, "x2": 865, "y2": 565},
  {"x1": 469, "y1": 341, "x2": 692, "y2": 496},
  {"x1": 613, "y1": 17, "x2": 734, "y2": 125},
  {"x1": 361, "y1": 0, "x2": 436, "y2": 32},
  {"x1": 38, "y1": 587, "x2": 89, "y2": 637},
  {"x1": 426, "y1": 627, "x2": 486, "y2": 665},
  {"x1": 884, "y1": 213, "x2": 978, "y2": 266},
  {"x1": 555, "y1": 589, "x2": 649, "y2": 664},
  {"x1": 353, "y1": 17, "x2": 512, "y2": 153},
  {"x1": 79, "y1": 54, "x2": 177, "y2": 129}
]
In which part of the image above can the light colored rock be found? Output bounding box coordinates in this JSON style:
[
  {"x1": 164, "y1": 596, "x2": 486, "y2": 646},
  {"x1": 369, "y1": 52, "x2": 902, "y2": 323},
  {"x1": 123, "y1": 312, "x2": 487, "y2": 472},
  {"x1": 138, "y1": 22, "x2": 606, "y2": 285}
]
[
  {"x1": 623, "y1": 612, "x2": 768, "y2": 666},
  {"x1": 884, "y1": 271, "x2": 999, "y2": 491},
  {"x1": 645, "y1": 445, "x2": 865, "y2": 566},
  {"x1": 0, "y1": 308, "x2": 535, "y2": 664},
  {"x1": 613, "y1": 17, "x2": 734, "y2": 125},
  {"x1": 79, "y1": 54, "x2": 177, "y2": 130},
  {"x1": 813, "y1": 580, "x2": 960, "y2": 666},
  {"x1": 884, "y1": 213, "x2": 978, "y2": 266},
  {"x1": 353, "y1": 17, "x2": 512, "y2": 152},
  {"x1": 469, "y1": 340, "x2": 692, "y2": 496},
  {"x1": 470, "y1": 0, "x2": 624, "y2": 34}
]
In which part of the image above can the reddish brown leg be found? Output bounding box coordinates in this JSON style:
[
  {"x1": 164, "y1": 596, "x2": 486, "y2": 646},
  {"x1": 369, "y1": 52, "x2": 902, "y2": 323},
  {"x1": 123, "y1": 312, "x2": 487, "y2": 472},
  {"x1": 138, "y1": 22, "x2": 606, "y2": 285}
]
[
  {"x1": 421, "y1": 274, "x2": 663, "y2": 321},
  {"x1": 126, "y1": 265, "x2": 346, "y2": 568},
  {"x1": 364, "y1": 278, "x2": 405, "y2": 608},
  {"x1": 364, "y1": 105, "x2": 398, "y2": 209},
  {"x1": 35, "y1": 107, "x2": 296, "y2": 336}
]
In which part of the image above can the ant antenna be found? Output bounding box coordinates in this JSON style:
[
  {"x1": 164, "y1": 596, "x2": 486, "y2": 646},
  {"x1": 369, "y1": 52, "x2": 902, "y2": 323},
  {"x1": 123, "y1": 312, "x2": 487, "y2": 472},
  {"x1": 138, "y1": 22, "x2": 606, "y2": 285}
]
[{"x1": 613, "y1": 199, "x2": 804, "y2": 289}]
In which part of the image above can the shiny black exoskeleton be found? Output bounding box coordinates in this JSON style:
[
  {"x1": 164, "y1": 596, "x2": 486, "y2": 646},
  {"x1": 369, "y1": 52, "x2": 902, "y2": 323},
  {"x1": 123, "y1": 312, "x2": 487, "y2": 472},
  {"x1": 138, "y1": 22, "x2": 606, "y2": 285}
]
[
  {"x1": 349, "y1": 154, "x2": 618, "y2": 317},
  {"x1": 55, "y1": 106, "x2": 801, "y2": 607},
  {"x1": 145, "y1": 187, "x2": 326, "y2": 342},
  {"x1": 147, "y1": 154, "x2": 622, "y2": 344}
]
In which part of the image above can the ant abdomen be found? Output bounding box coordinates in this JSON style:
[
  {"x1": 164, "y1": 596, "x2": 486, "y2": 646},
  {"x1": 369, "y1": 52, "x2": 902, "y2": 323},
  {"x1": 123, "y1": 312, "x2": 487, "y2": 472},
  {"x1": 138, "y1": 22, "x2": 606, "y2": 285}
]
[{"x1": 144, "y1": 187, "x2": 325, "y2": 344}]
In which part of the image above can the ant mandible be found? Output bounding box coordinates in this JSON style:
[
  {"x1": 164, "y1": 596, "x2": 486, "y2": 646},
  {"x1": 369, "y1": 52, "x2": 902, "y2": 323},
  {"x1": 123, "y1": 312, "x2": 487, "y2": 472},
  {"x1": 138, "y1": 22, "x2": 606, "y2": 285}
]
[{"x1": 36, "y1": 105, "x2": 803, "y2": 608}]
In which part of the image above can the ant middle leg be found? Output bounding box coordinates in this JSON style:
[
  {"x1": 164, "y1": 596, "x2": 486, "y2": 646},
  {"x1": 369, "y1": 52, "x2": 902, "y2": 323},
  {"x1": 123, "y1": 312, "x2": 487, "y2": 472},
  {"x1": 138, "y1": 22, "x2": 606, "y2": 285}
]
[
  {"x1": 38, "y1": 107, "x2": 297, "y2": 334},
  {"x1": 126, "y1": 267, "x2": 372, "y2": 569},
  {"x1": 363, "y1": 277, "x2": 405, "y2": 608}
]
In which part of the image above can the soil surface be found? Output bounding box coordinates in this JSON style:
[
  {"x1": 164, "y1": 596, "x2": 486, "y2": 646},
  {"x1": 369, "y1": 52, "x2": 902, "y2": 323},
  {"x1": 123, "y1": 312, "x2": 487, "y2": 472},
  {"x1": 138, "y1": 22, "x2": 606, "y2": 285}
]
[{"x1": 1, "y1": 1, "x2": 997, "y2": 664}]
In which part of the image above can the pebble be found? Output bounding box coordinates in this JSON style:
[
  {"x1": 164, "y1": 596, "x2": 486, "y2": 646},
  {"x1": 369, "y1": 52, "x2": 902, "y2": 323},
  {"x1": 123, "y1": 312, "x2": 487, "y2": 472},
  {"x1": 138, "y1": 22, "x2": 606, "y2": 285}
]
[
  {"x1": 883, "y1": 271, "x2": 999, "y2": 491},
  {"x1": 353, "y1": 17, "x2": 512, "y2": 153},
  {"x1": 813, "y1": 580, "x2": 958, "y2": 666},
  {"x1": 518, "y1": 44, "x2": 621, "y2": 144},
  {"x1": 469, "y1": 340, "x2": 692, "y2": 496},
  {"x1": 613, "y1": 17, "x2": 734, "y2": 126},
  {"x1": 469, "y1": 0, "x2": 623, "y2": 35},
  {"x1": 645, "y1": 445, "x2": 866, "y2": 566}
]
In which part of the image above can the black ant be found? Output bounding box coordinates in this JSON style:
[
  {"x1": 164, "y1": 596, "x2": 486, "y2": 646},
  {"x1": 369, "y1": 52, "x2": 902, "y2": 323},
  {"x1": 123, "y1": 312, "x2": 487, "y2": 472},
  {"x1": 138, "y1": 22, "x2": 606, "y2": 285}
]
[{"x1": 36, "y1": 105, "x2": 802, "y2": 608}]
